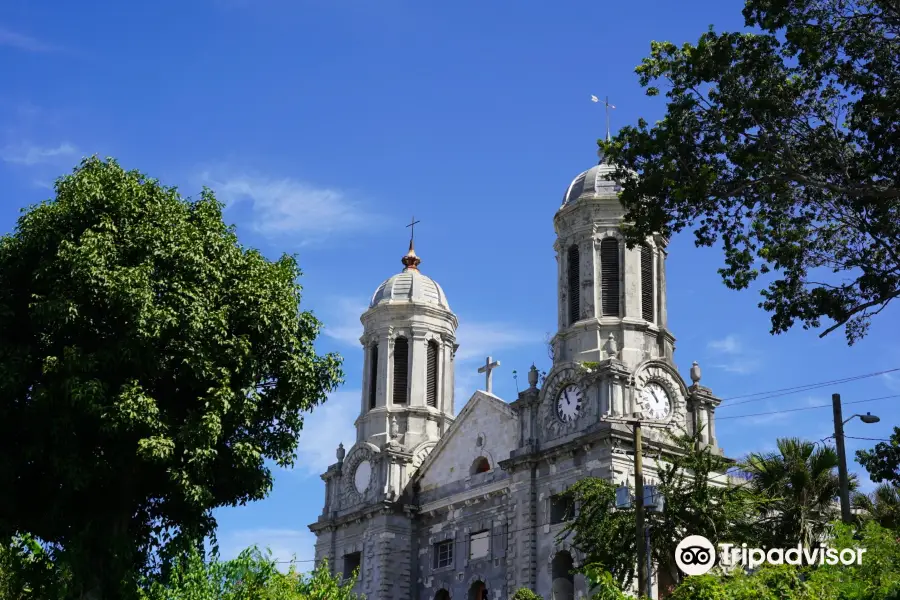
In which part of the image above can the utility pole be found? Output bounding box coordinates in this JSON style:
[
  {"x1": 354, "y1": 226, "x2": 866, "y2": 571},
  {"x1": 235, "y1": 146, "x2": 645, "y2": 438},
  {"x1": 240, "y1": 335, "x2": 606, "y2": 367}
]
[
  {"x1": 604, "y1": 414, "x2": 669, "y2": 598},
  {"x1": 832, "y1": 393, "x2": 852, "y2": 524}
]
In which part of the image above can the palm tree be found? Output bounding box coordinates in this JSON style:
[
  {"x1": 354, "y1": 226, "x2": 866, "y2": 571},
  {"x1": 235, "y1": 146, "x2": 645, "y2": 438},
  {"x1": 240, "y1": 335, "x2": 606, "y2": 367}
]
[
  {"x1": 853, "y1": 483, "x2": 900, "y2": 531},
  {"x1": 741, "y1": 437, "x2": 853, "y2": 548}
]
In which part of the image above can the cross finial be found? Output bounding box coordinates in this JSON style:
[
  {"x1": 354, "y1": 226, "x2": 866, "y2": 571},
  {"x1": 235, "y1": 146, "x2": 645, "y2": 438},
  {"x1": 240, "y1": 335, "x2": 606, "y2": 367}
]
[
  {"x1": 477, "y1": 356, "x2": 501, "y2": 394},
  {"x1": 401, "y1": 216, "x2": 422, "y2": 271},
  {"x1": 406, "y1": 216, "x2": 420, "y2": 243}
]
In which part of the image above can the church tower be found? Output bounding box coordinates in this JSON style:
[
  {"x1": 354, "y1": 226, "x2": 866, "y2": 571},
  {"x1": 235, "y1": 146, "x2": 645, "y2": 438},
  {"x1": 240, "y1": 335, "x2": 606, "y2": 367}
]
[
  {"x1": 355, "y1": 238, "x2": 458, "y2": 452},
  {"x1": 551, "y1": 148, "x2": 675, "y2": 370},
  {"x1": 311, "y1": 238, "x2": 458, "y2": 600}
]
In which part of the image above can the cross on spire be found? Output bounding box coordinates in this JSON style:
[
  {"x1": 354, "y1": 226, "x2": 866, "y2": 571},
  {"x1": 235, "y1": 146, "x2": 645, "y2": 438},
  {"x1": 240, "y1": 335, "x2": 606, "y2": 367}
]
[
  {"x1": 406, "y1": 216, "x2": 421, "y2": 243},
  {"x1": 478, "y1": 356, "x2": 501, "y2": 394}
]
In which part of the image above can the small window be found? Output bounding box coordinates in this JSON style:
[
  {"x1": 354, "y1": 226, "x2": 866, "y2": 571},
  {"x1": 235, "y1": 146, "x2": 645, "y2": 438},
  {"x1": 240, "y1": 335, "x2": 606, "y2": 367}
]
[
  {"x1": 550, "y1": 493, "x2": 575, "y2": 524},
  {"x1": 567, "y1": 244, "x2": 580, "y2": 325},
  {"x1": 433, "y1": 539, "x2": 453, "y2": 569},
  {"x1": 426, "y1": 340, "x2": 439, "y2": 407},
  {"x1": 469, "y1": 530, "x2": 490, "y2": 560},
  {"x1": 470, "y1": 456, "x2": 490, "y2": 475},
  {"x1": 368, "y1": 343, "x2": 378, "y2": 409},
  {"x1": 343, "y1": 551, "x2": 361, "y2": 579},
  {"x1": 393, "y1": 336, "x2": 409, "y2": 404}
]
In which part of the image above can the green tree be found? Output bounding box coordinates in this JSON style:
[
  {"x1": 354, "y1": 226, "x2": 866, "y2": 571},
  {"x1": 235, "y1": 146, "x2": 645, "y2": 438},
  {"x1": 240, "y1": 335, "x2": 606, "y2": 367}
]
[
  {"x1": 603, "y1": 0, "x2": 900, "y2": 344},
  {"x1": 0, "y1": 535, "x2": 68, "y2": 599},
  {"x1": 509, "y1": 588, "x2": 543, "y2": 600},
  {"x1": 0, "y1": 157, "x2": 343, "y2": 599},
  {"x1": 140, "y1": 547, "x2": 364, "y2": 600},
  {"x1": 742, "y1": 438, "x2": 849, "y2": 548},
  {"x1": 853, "y1": 483, "x2": 900, "y2": 531},
  {"x1": 856, "y1": 426, "x2": 900, "y2": 488},
  {"x1": 561, "y1": 428, "x2": 762, "y2": 590}
]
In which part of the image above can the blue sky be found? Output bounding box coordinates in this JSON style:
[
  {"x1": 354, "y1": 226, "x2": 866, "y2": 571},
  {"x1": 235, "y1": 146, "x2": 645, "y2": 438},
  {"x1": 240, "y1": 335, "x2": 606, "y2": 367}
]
[{"x1": 2, "y1": 0, "x2": 899, "y2": 571}]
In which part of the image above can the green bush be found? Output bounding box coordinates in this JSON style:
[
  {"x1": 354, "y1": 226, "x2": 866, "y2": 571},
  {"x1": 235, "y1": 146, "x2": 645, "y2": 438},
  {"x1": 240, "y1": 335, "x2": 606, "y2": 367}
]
[{"x1": 509, "y1": 589, "x2": 542, "y2": 600}]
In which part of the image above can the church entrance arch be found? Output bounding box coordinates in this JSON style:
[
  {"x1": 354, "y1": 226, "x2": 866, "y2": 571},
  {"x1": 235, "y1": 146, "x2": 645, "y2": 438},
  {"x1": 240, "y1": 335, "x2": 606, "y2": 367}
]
[
  {"x1": 551, "y1": 551, "x2": 575, "y2": 600},
  {"x1": 434, "y1": 589, "x2": 451, "y2": 600},
  {"x1": 468, "y1": 580, "x2": 488, "y2": 600}
]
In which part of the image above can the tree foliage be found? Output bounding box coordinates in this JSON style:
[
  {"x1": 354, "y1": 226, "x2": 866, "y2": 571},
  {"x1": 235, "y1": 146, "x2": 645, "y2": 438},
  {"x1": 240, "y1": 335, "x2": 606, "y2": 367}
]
[
  {"x1": 561, "y1": 428, "x2": 762, "y2": 589},
  {"x1": 140, "y1": 548, "x2": 363, "y2": 600},
  {"x1": 0, "y1": 157, "x2": 343, "y2": 598},
  {"x1": 741, "y1": 437, "x2": 849, "y2": 548},
  {"x1": 856, "y1": 426, "x2": 900, "y2": 488},
  {"x1": 604, "y1": 0, "x2": 900, "y2": 344},
  {"x1": 853, "y1": 483, "x2": 900, "y2": 532}
]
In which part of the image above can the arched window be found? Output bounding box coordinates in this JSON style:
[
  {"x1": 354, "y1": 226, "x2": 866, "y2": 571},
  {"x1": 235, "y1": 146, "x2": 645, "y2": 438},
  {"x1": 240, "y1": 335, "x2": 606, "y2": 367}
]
[
  {"x1": 600, "y1": 238, "x2": 620, "y2": 317},
  {"x1": 392, "y1": 337, "x2": 408, "y2": 404},
  {"x1": 426, "y1": 340, "x2": 439, "y2": 408},
  {"x1": 368, "y1": 343, "x2": 378, "y2": 410},
  {"x1": 471, "y1": 456, "x2": 490, "y2": 475},
  {"x1": 567, "y1": 244, "x2": 580, "y2": 325},
  {"x1": 551, "y1": 551, "x2": 575, "y2": 600},
  {"x1": 641, "y1": 246, "x2": 655, "y2": 323},
  {"x1": 468, "y1": 581, "x2": 488, "y2": 600}
]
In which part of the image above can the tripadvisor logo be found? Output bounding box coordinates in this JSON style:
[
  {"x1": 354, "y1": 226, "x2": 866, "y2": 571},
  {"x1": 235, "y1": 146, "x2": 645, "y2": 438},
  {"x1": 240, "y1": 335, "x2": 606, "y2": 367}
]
[{"x1": 675, "y1": 535, "x2": 867, "y2": 576}]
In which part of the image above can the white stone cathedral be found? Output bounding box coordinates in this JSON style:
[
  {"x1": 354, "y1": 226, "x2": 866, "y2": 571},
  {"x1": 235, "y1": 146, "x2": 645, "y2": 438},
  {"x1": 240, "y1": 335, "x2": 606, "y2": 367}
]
[{"x1": 309, "y1": 150, "x2": 726, "y2": 600}]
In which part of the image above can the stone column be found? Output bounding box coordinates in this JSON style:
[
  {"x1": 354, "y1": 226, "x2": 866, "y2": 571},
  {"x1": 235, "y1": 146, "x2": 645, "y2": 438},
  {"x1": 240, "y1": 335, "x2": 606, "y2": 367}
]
[
  {"x1": 408, "y1": 329, "x2": 428, "y2": 407},
  {"x1": 657, "y1": 246, "x2": 668, "y2": 329},
  {"x1": 580, "y1": 237, "x2": 596, "y2": 320}
]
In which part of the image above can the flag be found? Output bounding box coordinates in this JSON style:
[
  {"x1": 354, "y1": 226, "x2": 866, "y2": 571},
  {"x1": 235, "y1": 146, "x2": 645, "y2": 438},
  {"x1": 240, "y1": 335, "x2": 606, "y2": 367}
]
[{"x1": 591, "y1": 95, "x2": 599, "y2": 102}]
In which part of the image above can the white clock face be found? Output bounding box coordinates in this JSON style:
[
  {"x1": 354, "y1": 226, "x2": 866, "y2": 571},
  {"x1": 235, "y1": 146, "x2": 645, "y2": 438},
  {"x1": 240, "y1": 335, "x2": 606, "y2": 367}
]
[
  {"x1": 556, "y1": 384, "x2": 583, "y2": 422},
  {"x1": 354, "y1": 460, "x2": 372, "y2": 494},
  {"x1": 640, "y1": 383, "x2": 671, "y2": 420}
]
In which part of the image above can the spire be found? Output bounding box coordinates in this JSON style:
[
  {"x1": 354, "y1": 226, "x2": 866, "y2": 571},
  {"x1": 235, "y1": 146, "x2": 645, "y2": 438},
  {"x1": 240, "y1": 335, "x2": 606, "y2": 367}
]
[
  {"x1": 401, "y1": 238, "x2": 421, "y2": 271},
  {"x1": 402, "y1": 215, "x2": 422, "y2": 271}
]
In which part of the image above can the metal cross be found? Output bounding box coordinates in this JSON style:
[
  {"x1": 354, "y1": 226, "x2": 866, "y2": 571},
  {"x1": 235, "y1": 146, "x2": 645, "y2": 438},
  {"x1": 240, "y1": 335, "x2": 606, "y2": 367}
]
[
  {"x1": 406, "y1": 216, "x2": 421, "y2": 242},
  {"x1": 478, "y1": 356, "x2": 500, "y2": 394}
]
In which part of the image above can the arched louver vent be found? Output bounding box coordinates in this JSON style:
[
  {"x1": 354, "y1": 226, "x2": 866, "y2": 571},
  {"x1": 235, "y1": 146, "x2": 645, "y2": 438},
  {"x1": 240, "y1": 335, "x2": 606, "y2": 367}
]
[
  {"x1": 641, "y1": 246, "x2": 655, "y2": 323},
  {"x1": 567, "y1": 245, "x2": 580, "y2": 325},
  {"x1": 600, "y1": 238, "x2": 620, "y2": 317},
  {"x1": 368, "y1": 343, "x2": 378, "y2": 409},
  {"x1": 426, "y1": 340, "x2": 438, "y2": 408},
  {"x1": 392, "y1": 337, "x2": 408, "y2": 404}
]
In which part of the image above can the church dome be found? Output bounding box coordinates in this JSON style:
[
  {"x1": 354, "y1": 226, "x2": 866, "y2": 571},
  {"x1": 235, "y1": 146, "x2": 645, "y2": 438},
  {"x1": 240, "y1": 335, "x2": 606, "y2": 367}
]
[
  {"x1": 369, "y1": 241, "x2": 450, "y2": 309},
  {"x1": 562, "y1": 158, "x2": 621, "y2": 207}
]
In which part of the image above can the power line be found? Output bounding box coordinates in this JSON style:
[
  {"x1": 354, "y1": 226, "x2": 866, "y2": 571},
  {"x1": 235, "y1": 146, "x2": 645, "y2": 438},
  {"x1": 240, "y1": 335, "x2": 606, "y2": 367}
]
[
  {"x1": 717, "y1": 393, "x2": 900, "y2": 421},
  {"x1": 845, "y1": 435, "x2": 895, "y2": 442},
  {"x1": 719, "y1": 368, "x2": 900, "y2": 408}
]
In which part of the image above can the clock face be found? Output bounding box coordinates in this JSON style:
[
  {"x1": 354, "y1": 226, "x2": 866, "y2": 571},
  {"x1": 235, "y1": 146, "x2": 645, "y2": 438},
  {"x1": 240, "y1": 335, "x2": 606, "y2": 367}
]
[
  {"x1": 640, "y1": 383, "x2": 671, "y2": 420},
  {"x1": 354, "y1": 460, "x2": 372, "y2": 494},
  {"x1": 556, "y1": 384, "x2": 583, "y2": 422}
]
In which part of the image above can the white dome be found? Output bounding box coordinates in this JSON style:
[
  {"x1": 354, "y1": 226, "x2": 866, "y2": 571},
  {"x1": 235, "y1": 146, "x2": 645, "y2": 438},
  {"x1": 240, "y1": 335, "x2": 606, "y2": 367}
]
[
  {"x1": 562, "y1": 160, "x2": 621, "y2": 207},
  {"x1": 369, "y1": 241, "x2": 450, "y2": 310},
  {"x1": 370, "y1": 269, "x2": 450, "y2": 309}
]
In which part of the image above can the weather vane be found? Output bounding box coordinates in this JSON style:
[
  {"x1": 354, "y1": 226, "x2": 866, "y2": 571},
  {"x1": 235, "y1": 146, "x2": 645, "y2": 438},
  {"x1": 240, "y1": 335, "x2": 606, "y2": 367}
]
[{"x1": 591, "y1": 94, "x2": 616, "y2": 141}]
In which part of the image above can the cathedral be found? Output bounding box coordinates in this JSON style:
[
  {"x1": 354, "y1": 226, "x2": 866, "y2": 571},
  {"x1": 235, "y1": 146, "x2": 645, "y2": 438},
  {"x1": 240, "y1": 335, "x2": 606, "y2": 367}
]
[{"x1": 308, "y1": 149, "x2": 726, "y2": 600}]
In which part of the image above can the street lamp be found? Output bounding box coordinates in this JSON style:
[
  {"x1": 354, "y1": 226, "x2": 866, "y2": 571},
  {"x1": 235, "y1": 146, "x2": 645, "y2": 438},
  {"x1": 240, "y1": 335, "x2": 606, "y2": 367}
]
[{"x1": 832, "y1": 395, "x2": 881, "y2": 523}]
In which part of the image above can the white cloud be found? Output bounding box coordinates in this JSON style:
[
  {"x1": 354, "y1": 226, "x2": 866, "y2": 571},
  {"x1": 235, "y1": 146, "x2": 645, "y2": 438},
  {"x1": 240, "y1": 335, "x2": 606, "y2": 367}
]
[
  {"x1": 321, "y1": 297, "x2": 368, "y2": 347},
  {"x1": 1, "y1": 142, "x2": 78, "y2": 166},
  {"x1": 454, "y1": 321, "x2": 542, "y2": 362},
  {"x1": 0, "y1": 27, "x2": 57, "y2": 53},
  {"x1": 219, "y1": 528, "x2": 317, "y2": 571},
  {"x1": 882, "y1": 372, "x2": 900, "y2": 392},
  {"x1": 293, "y1": 390, "x2": 359, "y2": 477},
  {"x1": 706, "y1": 334, "x2": 761, "y2": 374},
  {"x1": 199, "y1": 172, "x2": 385, "y2": 240}
]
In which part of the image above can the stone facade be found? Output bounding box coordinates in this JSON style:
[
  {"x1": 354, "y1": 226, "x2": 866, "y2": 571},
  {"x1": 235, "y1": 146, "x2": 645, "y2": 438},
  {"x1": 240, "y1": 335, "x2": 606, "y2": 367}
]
[{"x1": 309, "y1": 155, "x2": 727, "y2": 600}]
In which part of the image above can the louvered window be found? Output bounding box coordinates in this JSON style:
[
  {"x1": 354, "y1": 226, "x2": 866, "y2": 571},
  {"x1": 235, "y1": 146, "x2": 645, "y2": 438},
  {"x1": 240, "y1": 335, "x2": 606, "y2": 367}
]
[
  {"x1": 641, "y1": 246, "x2": 655, "y2": 323},
  {"x1": 392, "y1": 337, "x2": 409, "y2": 404},
  {"x1": 600, "y1": 238, "x2": 620, "y2": 316},
  {"x1": 567, "y1": 245, "x2": 580, "y2": 325},
  {"x1": 368, "y1": 343, "x2": 378, "y2": 409},
  {"x1": 426, "y1": 340, "x2": 438, "y2": 407}
]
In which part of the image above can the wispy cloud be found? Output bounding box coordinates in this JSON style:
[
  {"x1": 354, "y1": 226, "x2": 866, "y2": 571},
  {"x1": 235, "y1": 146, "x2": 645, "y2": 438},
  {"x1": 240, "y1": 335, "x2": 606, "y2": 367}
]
[
  {"x1": 706, "y1": 334, "x2": 761, "y2": 375},
  {"x1": 219, "y1": 528, "x2": 317, "y2": 570},
  {"x1": 0, "y1": 26, "x2": 58, "y2": 53},
  {"x1": 292, "y1": 390, "x2": 358, "y2": 477},
  {"x1": 199, "y1": 171, "x2": 385, "y2": 241},
  {"x1": 321, "y1": 297, "x2": 368, "y2": 347},
  {"x1": 882, "y1": 372, "x2": 900, "y2": 393},
  {"x1": 1, "y1": 142, "x2": 78, "y2": 166},
  {"x1": 454, "y1": 321, "x2": 542, "y2": 362}
]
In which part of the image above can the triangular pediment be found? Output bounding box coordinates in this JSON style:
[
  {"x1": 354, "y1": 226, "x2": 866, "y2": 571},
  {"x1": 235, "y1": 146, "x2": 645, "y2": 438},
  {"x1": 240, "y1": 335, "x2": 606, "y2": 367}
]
[{"x1": 415, "y1": 390, "x2": 518, "y2": 491}]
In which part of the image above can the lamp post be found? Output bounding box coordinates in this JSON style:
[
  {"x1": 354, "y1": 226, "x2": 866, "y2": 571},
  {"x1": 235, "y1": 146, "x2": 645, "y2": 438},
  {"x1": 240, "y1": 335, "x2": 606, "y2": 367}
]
[{"x1": 832, "y1": 393, "x2": 880, "y2": 523}]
